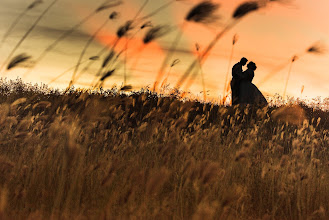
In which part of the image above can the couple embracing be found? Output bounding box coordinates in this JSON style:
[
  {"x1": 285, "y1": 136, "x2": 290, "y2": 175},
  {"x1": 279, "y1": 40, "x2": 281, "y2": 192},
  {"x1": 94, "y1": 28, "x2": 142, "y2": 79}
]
[{"x1": 230, "y1": 57, "x2": 268, "y2": 106}]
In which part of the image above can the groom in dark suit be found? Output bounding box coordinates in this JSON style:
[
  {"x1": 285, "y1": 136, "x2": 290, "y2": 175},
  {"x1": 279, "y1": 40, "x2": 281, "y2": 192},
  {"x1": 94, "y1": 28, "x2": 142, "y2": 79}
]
[{"x1": 231, "y1": 57, "x2": 248, "y2": 105}]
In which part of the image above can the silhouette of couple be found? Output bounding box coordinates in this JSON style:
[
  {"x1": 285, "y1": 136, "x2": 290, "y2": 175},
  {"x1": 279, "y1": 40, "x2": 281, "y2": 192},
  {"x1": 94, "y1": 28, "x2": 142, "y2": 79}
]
[{"x1": 231, "y1": 57, "x2": 267, "y2": 106}]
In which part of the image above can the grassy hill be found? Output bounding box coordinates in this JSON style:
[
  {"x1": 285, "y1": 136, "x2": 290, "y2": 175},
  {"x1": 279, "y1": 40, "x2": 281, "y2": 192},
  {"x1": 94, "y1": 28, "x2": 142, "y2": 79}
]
[{"x1": 0, "y1": 79, "x2": 328, "y2": 219}]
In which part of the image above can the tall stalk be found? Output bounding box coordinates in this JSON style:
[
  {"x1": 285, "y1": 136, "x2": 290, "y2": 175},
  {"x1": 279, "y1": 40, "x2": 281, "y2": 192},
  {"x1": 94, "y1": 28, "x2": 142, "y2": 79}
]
[
  {"x1": 0, "y1": 0, "x2": 59, "y2": 74},
  {"x1": 72, "y1": 20, "x2": 109, "y2": 82},
  {"x1": 153, "y1": 22, "x2": 186, "y2": 91},
  {"x1": 176, "y1": 1, "x2": 261, "y2": 88},
  {"x1": 160, "y1": 59, "x2": 180, "y2": 89},
  {"x1": 184, "y1": 44, "x2": 207, "y2": 101},
  {"x1": 197, "y1": 47, "x2": 207, "y2": 101},
  {"x1": 0, "y1": 0, "x2": 43, "y2": 49},
  {"x1": 222, "y1": 34, "x2": 238, "y2": 104},
  {"x1": 90, "y1": 38, "x2": 121, "y2": 87},
  {"x1": 70, "y1": 11, "x2": 120, "y2": 85},
  {"x1": 23, "y1": 0, "x2": 122, "y2": 78},
  {"x1": 154, "y1": 1, "x2": 220, "y2": 91},
  {"x1": 122, "y1": 0, "x2": 149, "y2": 87},
  {"x1": 282, "y1": 56, "x2": 297, "y2": 98},
  {"x1": 49, "y1": 58, "x2": 93, "y2": 85},
  {"x1": 78, "y1": 0, "x2": 178, "y2": 87},
  {"x1": 176, "y1": 23, "x2": 235, "y2": 88},
  {"x1": 93, "y1": 0, "x2": 178, "y2": 87},
  {"x1": 258, "y1": 41, "x2": 326, "y2": 88},
  {"x1": 123, "y1": 38, "x2": 130, "y2": 86}
]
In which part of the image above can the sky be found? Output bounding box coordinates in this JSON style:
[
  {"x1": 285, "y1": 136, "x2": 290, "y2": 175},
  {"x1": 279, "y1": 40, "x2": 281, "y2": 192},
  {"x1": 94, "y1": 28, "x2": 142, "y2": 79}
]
[{"x1": 0, "y1": 0, "x2": 328, "y2": 102}]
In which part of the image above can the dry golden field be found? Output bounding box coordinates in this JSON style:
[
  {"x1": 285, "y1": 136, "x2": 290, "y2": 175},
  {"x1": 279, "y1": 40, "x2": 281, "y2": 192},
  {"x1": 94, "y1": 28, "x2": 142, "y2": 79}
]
[{"x1": 0, "y1": 79, "x2": 328, "y2": 219}]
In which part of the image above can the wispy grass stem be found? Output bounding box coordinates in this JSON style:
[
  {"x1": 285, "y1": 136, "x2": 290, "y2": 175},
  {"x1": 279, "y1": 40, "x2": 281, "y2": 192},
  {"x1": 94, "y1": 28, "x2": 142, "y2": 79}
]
[
  {"x1": 0, "y1": 0, "x2": 43, "y2": 49},
  {"x1": 0, "y1": 0, "x2": 59, "y2": 74},
  {"x1": 23, "y1": 0, "x2": 122, "y2": 78},
  {"x1": 222, "y1": 34, "x2": 237, "y2": 104},
  {"x1": 176, "y1": 22, "x2": 235, "y2": 88},
  {"x1": 153, "y1": 22, "x2": 186, "y2": 91},
  {"x1": 283, "y1": 56, "x2": 297, "y2": 98},
  {"x1": 70, "y1": 19, "x2": 111, "y2": 84}
]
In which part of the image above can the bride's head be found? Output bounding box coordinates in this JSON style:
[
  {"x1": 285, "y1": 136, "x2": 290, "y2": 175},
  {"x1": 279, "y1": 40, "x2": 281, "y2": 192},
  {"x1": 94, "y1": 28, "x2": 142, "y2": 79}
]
[{"x1": 247, "y1": 62, "x2": 257, "y2": 70}]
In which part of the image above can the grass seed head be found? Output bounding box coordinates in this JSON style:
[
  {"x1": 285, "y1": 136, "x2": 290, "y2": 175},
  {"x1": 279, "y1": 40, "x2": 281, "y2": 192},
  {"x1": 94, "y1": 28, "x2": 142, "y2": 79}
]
[
  {"x1": 233, "y1": 34, "x2": 239, "y2": 45},
  {"x1": 233, "y1": 1, "x2": 259, "y2": 19},
  {"x1": 272, "y1": 105, "x2": 306, "y2": 125},
  {"x1": 27, "y1": 0, "x2": 43, "y2": 10},
  {"x1": 11, "y1": 98, "x2": 27, "y2": 107},
  {"x1": 32, "y1": 101, "x2": 52, "y2": 109},
  {"x1": 195, "y1": 43, "x2": 201, "y2": 51},
  {"x1": 291, "y1": 55, "x2": 298, "y2": 62},
  {"x1": 140, "y1": 21, "x2": 153, "y2": 29},
  {"x1": 102, "y1": 50, "x2": 116, "y2": 68},
  {"x1": 307, "y1": 41, "x2": 327, "y2": 54},
  {"x1": 7, "y1": 53, "x2": 32, "y2": 70},
  {"x1": 146, "y1": 167, "x2": 170, "y2": 195},
  {"x1": 143, "y1": 25, "x2": 170, "y2": 44},
  {"x1": 96, "y1": 0, "x2": 123, "y2": 12},
  {"x1": 235, "y1": 148, "x2": 249, "y2": 162},
  {"x1": 186, "y1": 1, "x2": 220, "y2": 24},
  {"x1": 121, "y1": 85, "x2": 133, "y2": 91},
  {"x1": 101, "y1": 69, "x2": 115, "y2": 81},
  {"x1": 171, "y1": 59, "x2": 180, "y2": 67},
  {"x1": 89, "y1": 56, "x2": 100, "y2": 60},
  {"x1": 311, "y1": 206, "x2": 326, "y2": 218},
  {"x1": 280, "y1": 155, "x2": 289, "y2": 167},
  {"x1": 116, "y1": 20, "x2": 134, "y2": 38},
  {"x1": 109, "y1": 11, "x2": 119, "y2": 19},
  {"x1": 201, "y1": 162, "x2": 223, "y2": 185}
]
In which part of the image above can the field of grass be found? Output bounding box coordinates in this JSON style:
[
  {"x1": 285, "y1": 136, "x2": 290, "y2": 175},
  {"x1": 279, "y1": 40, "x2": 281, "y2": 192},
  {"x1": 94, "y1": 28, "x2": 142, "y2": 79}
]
[
  {"x1": 0, "y1": 1, "x2": 328, "y2": 219},
  {"x1": 0, "y1": 79, "x2": 327, "y2": 219}
]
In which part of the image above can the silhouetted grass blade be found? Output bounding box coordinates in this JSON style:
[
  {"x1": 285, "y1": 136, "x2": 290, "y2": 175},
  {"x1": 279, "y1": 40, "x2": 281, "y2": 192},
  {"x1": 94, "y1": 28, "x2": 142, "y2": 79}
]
[
  {"x1": 117, "y1": 21, "x2": 134, "y2": 38},
  {"x1": 186, "y1": 1, "x2": 220, "y2": 24},
  {"x1": 143, "y1": 25, "x2": 170, "y2": 44},
  {"x1": 102, "y1": 51, "x2": 116, "y2": 68},
  {"x1": 121, "y1": 85, "x2": 133, "y2": 91},
  {"x1": 233, "y1": 1, "x2": 259, "y2": 19},
  {"x1": 7, "y1": 54, "x2": 32, "y2": 70},
  {"x1": 101, "y1": 70, "x2": 115, "y2": 81},
  {"x1": 96, "y1": 0, "x2": 123, "y2": 12}
]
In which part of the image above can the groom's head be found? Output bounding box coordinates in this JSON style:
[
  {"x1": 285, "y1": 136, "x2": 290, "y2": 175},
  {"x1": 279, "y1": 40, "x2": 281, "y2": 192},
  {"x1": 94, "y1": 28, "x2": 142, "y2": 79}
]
[{"x1": 240, "y1": 57, "x2": 248, "y2": 66}]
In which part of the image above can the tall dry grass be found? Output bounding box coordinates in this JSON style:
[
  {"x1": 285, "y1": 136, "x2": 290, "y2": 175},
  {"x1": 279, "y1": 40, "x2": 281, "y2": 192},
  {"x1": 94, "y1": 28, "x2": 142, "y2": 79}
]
[
  {"x1": 1, "y1": 0, "x2": 329, "y2": 217},
  {"x1": 153, "y1": 1, "x2": 220, "y2": 91},
  {"x1": 0, "y1": 79, "x2": 328, "y2": 219},
  {"x1": 183, "y1": 43, "x2": 208, "y2": 101},
  {"x1": 222, "y1": 34, "x2": 238, "y2": 104},
  {"x1": 48, "y1": 56, "x2": 100, "y2": 85},
  {"x1": 72, "y1": 0, "x2": 179, "y2": 85},
  {"x1": 176, "y1": 1, "x2": 261, "y2": 89},
  {"x1": 6, "y1": 53, "x2": 32, "y2": 70},
  {"x1": 70, "y1": 11, "x2": 119, "y2": 86},
  {"x1": 129, "y1": 24, "x2": 170, "y2": 75},
  {"x1": 258, "y1": 41, "x2": 327, "y2": 91}
]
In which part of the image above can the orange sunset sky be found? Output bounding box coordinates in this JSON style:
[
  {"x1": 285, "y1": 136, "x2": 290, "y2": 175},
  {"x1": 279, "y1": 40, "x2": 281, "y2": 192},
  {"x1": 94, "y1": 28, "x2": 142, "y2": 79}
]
[{"x1": 0, "y1": 0, "x2": 328, "y2": 102}]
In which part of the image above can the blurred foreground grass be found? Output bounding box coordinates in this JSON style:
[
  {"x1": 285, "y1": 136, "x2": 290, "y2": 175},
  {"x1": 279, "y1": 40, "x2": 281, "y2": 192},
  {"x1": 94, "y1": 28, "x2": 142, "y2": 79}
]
[{"x1": 0, "y1": 79, "x2": 329, "y2": 219}]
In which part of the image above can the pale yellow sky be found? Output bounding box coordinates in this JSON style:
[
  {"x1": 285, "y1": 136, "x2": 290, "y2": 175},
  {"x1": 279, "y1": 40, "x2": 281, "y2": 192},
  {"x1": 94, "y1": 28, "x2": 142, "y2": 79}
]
[{"x1": 0, "y1": 0, "x2": 328, "y2": 102}]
